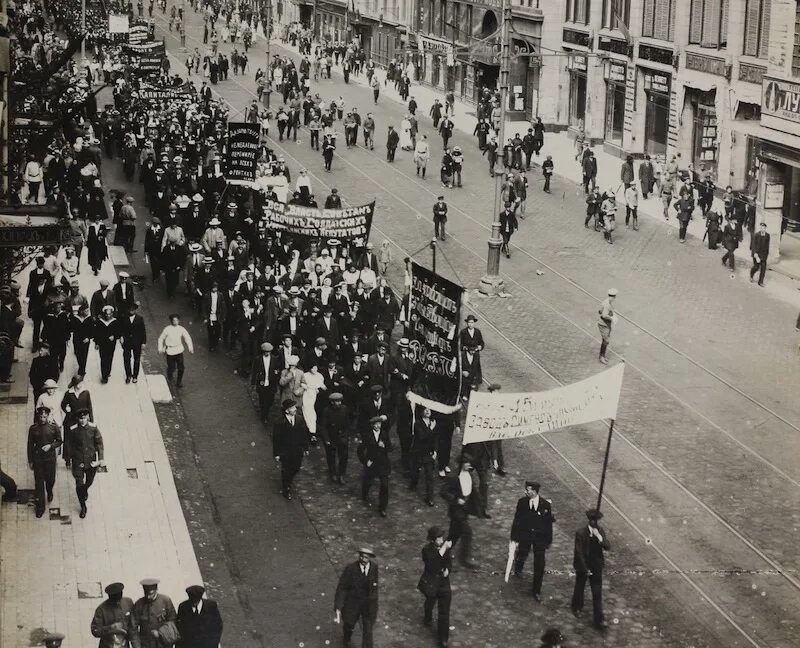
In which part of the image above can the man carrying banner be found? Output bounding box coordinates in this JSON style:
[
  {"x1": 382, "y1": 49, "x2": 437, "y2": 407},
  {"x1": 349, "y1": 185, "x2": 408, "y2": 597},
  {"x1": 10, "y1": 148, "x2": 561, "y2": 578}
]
[
  {"x1": 571, "y1": 509, "x2": 610, "y2": 631},
  {"x1": 597, "y1": 289, "x2": 618, "y2": 365}
]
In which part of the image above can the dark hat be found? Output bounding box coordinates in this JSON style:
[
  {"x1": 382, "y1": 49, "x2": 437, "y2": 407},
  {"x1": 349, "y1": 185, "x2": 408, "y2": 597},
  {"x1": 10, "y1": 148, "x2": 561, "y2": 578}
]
[
  {"x1": 140, "y1": 578, "x2": 160, "y2": 588},
  {"x1": 525, "y1": 480, "x2": 541, "y2": 490},
  {"x1": 427, "y1": 525, "x2": 445, "y2": 541},
  {"x1": 185, "y1": 585, "x2": 205, "y2": 599},
  {"x1": 540, "y1": 628, "x2": 566, "y2": 645},
  {"x1": 464, "y1": 314, "x2": 477, "y2": 322},
  {"x1": 370, "y1": 384, "x2": 383, "y2": 394},
  {"x1": 377, "y1": 341, "x2": 389, "y2": 350},
  {"x1": 104, "y1": 582, "x2": 124, "y2": 595},
  {"x1": 281, "y1": 333, "x2": 294, "y2": 341},
  {"x1": 76, "y1": 408, "x2": 91, "y2": 417},
  {"x1": 369, "y1": 415, "x2": 384, "y2": 424},
  {"x1": 586, "y1": 508, "x2": 603, "y2": 521},
  {"x1": 322, "y1": 305, "x2": 333, "y2": 313},
  {"x1": 487, "y1": 383, "x2": 502, "y2": 392},
  {"x1": 329, "y1": 392, "x2": 343, "y2": 402},
  {"x1": 35, "y1": 405, "x2": 52, "y2": 413},
  {"x1": 282, "y1": 398, "x2": 297, "y2": 410},
  {"x1": 315, "y1": 336, "x2": 328, "y2": 347}
]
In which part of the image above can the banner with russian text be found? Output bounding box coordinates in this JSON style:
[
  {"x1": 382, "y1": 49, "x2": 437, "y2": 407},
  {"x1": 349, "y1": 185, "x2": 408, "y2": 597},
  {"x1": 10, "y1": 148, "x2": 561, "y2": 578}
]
[
  {"x1": 125, "y1": 41, "x2": 165, "y2": 76},
  {"x1": 462, "y1": 363, "x2": 625, "y2": 444},
  {"x1": 128, "y1": 23, "x2": 148, "y2": 44},
  {"x1": 225, "y1": 122, "x2": 260, "y2": 185},
  {"x1": 407, "y1": 262, "x2": 462, "y2": 410},
  {"x1": 138, "y1": 81, "x2": 195, "y2": 101},
  {"x1": 263, "y1": 199, "x2": 374, "y2": 245}
]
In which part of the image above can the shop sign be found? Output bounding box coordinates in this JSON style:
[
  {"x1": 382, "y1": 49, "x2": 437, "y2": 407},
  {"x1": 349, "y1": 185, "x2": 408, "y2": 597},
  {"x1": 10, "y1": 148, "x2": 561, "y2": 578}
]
[
  {"x1": 605, "y1": 62, "x2": 626, "y2": 83},
  {"x1": 685, "y1": 52, "x2": 727, "y2": 77},
  {"x1": 562, "y1": 29, "x2": 591, "y2": 48},
  {"x1": 762, "y1": 76, "x2": 800, "y2": 126},
  {"x1": 569, "y1": 54, "x2": 588, "y2": 72},
  {"x1": 418, "y1": 34, "x2": 455, "y2": 66},
  {"x1": 644, "y1": 71, "x2": 670, "y2": 94},
  {"x1": 763, "y1": 182, "x2": 785, "y2": 209},
  {"x1": 0, "y1": 225, "x2": 66, "y2": 248},
  {"x1": 638, "y1": 43, "x2": 674, "y2": 66},
  {"x1": 738, "y1": 63, "x2": 765, "y2": 85}
]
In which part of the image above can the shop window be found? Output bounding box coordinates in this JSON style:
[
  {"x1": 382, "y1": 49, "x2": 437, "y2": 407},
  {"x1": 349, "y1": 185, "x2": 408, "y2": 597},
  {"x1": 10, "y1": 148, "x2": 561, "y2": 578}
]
[
  {"x1": 604, "y1": 80, "x2": 625, "y2": 146},
  {"x1": 565, "y1": 0, "x2": 590, "y2": 25},
  {"x1": 689, "y1": 0, "x2": 729, "y2": 48},
  {"x1": 642, "y1": 0, "x2": 674, "y2": 42},
  {"x1": 602, "y1": 0, "x2": 630, "y2": 29},
  {"x1": 743, "y1": 0, "x2": 770, "y2": 57}
]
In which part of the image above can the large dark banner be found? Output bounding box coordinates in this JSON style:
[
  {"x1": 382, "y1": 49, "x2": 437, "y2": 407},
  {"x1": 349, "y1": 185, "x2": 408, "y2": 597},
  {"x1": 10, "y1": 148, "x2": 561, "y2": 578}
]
[
  {"x1": 125, "y1": 41, "x2": 164, "y2": 76},
  {"x1": 407, "y1": 262, "x2": 463, "y2": 409},
  {"x1": 225, "y1": 122, "x2": 260, "y2": 184},
  {"x1": 128, "y1": 24, "x2": 148, "y2": 44},
  {"x1": 263, "y1": 199, "x2": 374, "y2": 245}
]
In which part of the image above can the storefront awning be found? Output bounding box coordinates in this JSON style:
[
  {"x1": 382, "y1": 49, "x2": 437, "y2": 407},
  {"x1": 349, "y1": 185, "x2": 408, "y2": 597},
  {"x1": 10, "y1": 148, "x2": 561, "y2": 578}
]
[{"x1": 679, "y1": 68, "x2": 719, "y2": 92}]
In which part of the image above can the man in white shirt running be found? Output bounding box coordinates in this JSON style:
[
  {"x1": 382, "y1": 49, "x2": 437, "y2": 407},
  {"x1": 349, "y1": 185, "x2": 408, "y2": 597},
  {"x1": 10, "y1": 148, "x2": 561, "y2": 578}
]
[{"x1": 157, "y1": 314, "x2": 194, "y2": 388}]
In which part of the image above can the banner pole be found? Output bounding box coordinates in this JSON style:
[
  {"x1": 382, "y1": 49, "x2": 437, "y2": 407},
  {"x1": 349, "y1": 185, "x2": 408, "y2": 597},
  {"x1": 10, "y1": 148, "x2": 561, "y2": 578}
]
[
  {"x1": 430, "y1": 238, "x2": 437, "y2": 275},
  {"x1": 595, "y1": 419, "x2": 615, "y2": 513}
]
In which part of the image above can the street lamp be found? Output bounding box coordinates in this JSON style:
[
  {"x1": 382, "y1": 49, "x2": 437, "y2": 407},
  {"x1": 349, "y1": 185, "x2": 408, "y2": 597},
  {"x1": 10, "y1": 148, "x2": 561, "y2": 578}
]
[{"x1": 478, "y1": 0, "x2": 509, "y2": 296}]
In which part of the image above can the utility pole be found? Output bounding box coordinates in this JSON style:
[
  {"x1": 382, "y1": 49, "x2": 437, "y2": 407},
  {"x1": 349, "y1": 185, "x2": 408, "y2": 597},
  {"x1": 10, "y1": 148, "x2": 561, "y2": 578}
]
[
  {"x1": 478, "y1": 0, "x2": 509, "y2": 296},
  {"x1": 81, "y1": 0, "x2": 87, "y2": 63}
]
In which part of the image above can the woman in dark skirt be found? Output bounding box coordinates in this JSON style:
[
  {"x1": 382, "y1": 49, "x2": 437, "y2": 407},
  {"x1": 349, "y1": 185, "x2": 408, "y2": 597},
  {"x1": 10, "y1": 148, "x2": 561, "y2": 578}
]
[{"x1": 60, "y1": 374, "x2": 94, "y2": 467}]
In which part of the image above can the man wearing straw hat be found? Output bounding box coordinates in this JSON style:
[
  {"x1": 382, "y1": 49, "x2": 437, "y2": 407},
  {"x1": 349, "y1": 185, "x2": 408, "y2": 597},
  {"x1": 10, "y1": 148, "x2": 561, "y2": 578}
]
[{"x1": 334, "y1": 546, "x2": 379, "y2": 648}]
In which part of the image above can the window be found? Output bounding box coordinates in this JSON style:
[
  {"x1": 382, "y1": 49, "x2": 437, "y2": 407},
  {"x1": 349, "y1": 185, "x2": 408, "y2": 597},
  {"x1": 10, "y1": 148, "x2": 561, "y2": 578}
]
[
  {"x1": 689, "y1": 0, "x2": 729, "y2": 48},
  {"x1": 793, "y1": 0, "x2": 800, "y2": 77},
  {"x1": 642, "y1": 0, "x2": 674, "y2": 41},
  {"x1": 427, "y1": 0, "x2": 435, "y2": 32},
  {"x1": 602, "y1": 0, "x2": 630, "y2": 29},
  {"x1": 439, "y1": 0, "x2": 446, "y2": 37},
  {"x1": 565, "y1": 0, "x2": 590, "y2": 25},
  {"x1": 743, "y1": 0, "x2": 771, "y2": 58}
]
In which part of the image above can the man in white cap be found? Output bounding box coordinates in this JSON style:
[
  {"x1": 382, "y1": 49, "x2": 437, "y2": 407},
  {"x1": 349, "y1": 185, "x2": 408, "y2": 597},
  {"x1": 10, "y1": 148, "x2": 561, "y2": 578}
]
[
  {"x1": 134, "y1": 578, "x2": 177, "y2": 648},
  {"x1": 113, "y1": 272, "x2": 135, "y2": 312},
  {"x1": 597, "y1": 289, "x2": 618, "y2": 364}
]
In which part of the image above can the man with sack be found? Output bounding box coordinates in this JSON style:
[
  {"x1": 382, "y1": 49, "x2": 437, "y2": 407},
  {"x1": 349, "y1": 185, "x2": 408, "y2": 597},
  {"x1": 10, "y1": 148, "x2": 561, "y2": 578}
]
[{"x1": 134, "y1": 579, "x2": 178, "y2": 647}]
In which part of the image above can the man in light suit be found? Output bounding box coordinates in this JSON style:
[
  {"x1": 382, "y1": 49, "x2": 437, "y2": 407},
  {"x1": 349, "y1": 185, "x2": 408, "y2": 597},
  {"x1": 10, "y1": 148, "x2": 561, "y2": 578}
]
[
  {"x1": 176, "y1": 585, "x2": 223, "y2": 648},
  {"x1": 334, "y1": 547, "x2": 379, "y2": 648}
]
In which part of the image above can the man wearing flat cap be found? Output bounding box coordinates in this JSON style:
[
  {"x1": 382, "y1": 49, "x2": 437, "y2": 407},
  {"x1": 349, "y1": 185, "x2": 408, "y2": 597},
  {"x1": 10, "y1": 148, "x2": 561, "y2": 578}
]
[
  {"x1": 134, "y1": 579, "x2": 177, "y2": 648},
  {"x1": 572, "y1": 509, "x2": 611, "y2": 630},
  {"x1": 334, "y1": 547, "x2": 379, "y2": 648},
  {"x1": 176, "y1": 585, "x2": 223, "y2": 648},
  {"x1": 320, "y1": 392, "x2": 351, "y2": 483},
  {"x1": 27, "y1": 405, "x2": 63, "y2": 518},
  {"x1": 251, "y1": 342, "x2": 279, "y2": 423},
  {"x1": 42, "y1": 632, "x2": 65, "y2": 648},
  {"x1": 91, "y1": 582, "x2": 140, "y2": 648},
  {"x1": 360, "y1": 414, "x2": 392, "y2": 517},
  {"x1": 510, "y1": 480, "x2": 555, "y2": 600},
  {"x1": 273, "y1": 399, "x2": 310, "y2": 500}
]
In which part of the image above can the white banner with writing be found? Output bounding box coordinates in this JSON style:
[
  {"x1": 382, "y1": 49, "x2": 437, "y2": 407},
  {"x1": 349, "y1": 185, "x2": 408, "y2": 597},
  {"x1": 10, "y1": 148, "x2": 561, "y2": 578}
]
[{"x1": 462, "y1": 363, "x2": 625, "y2": 444}]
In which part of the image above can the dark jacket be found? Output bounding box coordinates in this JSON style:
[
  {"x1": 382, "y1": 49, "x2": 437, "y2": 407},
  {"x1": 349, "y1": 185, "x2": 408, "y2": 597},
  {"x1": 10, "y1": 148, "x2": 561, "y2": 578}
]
[
  {"x1": 90, "y1": 288, "x2": 117, "y2": 318},
  {"x1": 334, "y1": 560, "x2": 379, "y2": 624},
  {"x1": 573, "y1": 525, "x2": 610, "y2": 573},
  {"x1": 272, "y1": 413, "x2": 310, "y2": 458},
  {"x1": 176, "y1": 598, "x2": 224, "y2": 648},
  {"x1": 459, "y1": 326, "x2": 484, "y2": 352},
  {"x1": 66, "y1": 422, "x2": 104, "y2": 466},
  {"x1": 510, "y1": 496, "x2": 555, "y2": 546},
  {"x1": 410, "y1": 416, "x2": 437, "y2": 457},
  {"x1": 360, "y1": 426, "x2": 392, "y2": 475},
  {"x1": 440, "y1": 471, "x2": 482, "y2": 519},
  {"x1": 418, "y1": 542, "x2": 452, "y2": 597},
  {"x1": 29, "y1": 354, "x2": 59, "y2": 391},
  {"x1": 251, "y1": 352, "x2": 280, "y2": 388},
  {"x1": 27, "y1": 422, "x2": 63, "y2": 464},
  {"x1": 112, "y1": 282, "x2": 136, "y2": 311},
  {"x1": 751, "y1": 231, "x2": 770, "y2": 258},
  {"x1": 120, "y1": 313, "x2": 147, "y2": 347}
]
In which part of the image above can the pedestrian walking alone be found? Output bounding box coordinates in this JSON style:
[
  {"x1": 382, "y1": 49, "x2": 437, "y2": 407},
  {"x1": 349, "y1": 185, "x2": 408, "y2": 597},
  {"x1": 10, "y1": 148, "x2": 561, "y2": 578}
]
[
  {"x1": 273, "y1": 398, "x2": 310, "y2": 499},
  {"x1": 597, "y1": 288, "x2": 617, "y2": 364},
  {"x1": 499, "y1": 202, "x2": 518, "y2": 258},
  {"x1": 750, "y1": 222, "x2": 770, "y2": 286},
  {"x1": 334, "y1": 547, "x2": 379, "y2": 648},
  {"x1": 386, "y1": 126, "x2": 399, "y2": 162},
  {"x1": 542, "y1": 155, "x2": 554, "y2": 193},
  {"x1": 571, "y1": 508, "x2": 610, "y2": 631},
  {"x1": 414, "y1": 135, "x2": 431, "y2": 178},
  {"x1": 157, "y1": 313, "x2": 194, "y2": 388},
  {"x1": 433, "y1": 197, "x2": 448, "y2": 241}
]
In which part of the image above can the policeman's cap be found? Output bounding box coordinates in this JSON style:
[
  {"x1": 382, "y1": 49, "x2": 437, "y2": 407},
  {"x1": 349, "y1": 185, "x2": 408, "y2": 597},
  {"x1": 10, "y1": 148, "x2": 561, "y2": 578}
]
[
  {"x1": 607, "y1": 288, "x2": 618, "y2": 296},
  {"x1": 104, "y1": 582, "x2": 124, "y2": 595},
  {"x1": 586, "y1": 508, "x2": 603, "y2": 521},
  {"x1": 140, "y1": 578, "x2": 160, "y2": 588},
  {"x1": 329, "y1": 392, "x2": 343, "y2": 402}
]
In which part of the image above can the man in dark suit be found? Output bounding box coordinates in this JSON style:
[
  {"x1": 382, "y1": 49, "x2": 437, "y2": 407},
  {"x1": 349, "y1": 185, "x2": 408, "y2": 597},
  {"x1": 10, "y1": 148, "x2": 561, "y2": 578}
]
[
  {"x1": 334, "y1": 547, "x2": 379, "y2": 648},
  {"x1": 418, "y1": 526, "x2": 452, "y2": 648},
  {"x1": 120, "y1": 302, "x2": 147, "y2": 383},
  {"x1": 360, "y1": 415, "x2": 391, "y2": 517},
  {"x1": 113, "y1": 272, "x2": 136, "y2": 312},
  {"x1": 251, "y1": 342, "x2": 279, "y2": 423},
  {"x1": 459, "y1": 315, "x2": 484, "y2": 353},
  {"x1": 272, "y1": 399, "x2": 310, "y2": 499},
  {"x1": 359, "y1": 384, "x2": 391, "y2": 439},
  {"x1": 365, "y1": 342, "x2": 393, "y2": 391},
  {"x1": 315, "y1": 305, "x2": 341, "y2": 349},
  {"x1": 460, "y1": 344, "x2": 482, "y2": 400},
  {"x1": 29, "y1": 343, "x2": 59, "y2": 403},
  {"x1": 275, "y1": 305, "x2": 302, "y2": 343},
  {"x1": 90, "y1": 279, "x2": 117, "y2": 318},
  {"x1": 441, "y1": 453, "x2": 481, "y2": 569},
  {"x1": 340, "y1": 330, "x2": 366, "y2": 366},
  {"x1": 510, "y1": 480, "x2": 555, "y2": 600},
  {"x1": 572, "y1": 508, "x2": 611, "y2": 630},
  {"x1": 749, "y1": 222, "x2": 771, "y2": 287},
  {"x1": 359, "y1": 243, "x2": 379, "y2": 272},
  {"x1": 201, "y1": 282, "x2": 227, "y2": 351},
  {"x1": 320, "y1": 392, "x2": 351, "y2": 483},
  {"x1": 26, "y1": 255, "x2": 52, "y2": 348},
  {"x1": 176, "y1": 584, "x2": 224, "y2": 648}
]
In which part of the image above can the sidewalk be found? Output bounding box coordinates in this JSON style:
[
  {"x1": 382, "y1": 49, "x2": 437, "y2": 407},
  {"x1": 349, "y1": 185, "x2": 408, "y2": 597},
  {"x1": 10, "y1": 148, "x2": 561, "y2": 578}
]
[
  {"x1": 277, "y1": 38, "x2": 800, "y2": 282},
  {"x1": 0, "y1": 251, "x2": 203, "y2": 647}
]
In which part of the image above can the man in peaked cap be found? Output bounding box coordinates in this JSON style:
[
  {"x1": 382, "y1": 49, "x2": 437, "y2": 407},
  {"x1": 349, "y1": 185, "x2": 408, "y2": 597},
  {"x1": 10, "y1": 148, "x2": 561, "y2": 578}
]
[
  {"x1": 27, "y1": 405, "x2": 63, "y2": 517},
  {"x1": 572, "y1": 508, "x2": 611, "y2": 630},
  {"x1": 510, "y1": 478, "x2": 555, "y2": 601},
  {"x1": 176, "y1": 585, "x2": 224, "y2": 648},
  {"x1": 42, "y1": 633, "x2": 65, "y2": 648},
  {"x1": 134, "y1": 578, "x2": 177, "y2": 648},
  {"x1": 334, "y1": 546, "x2": 379, "y2": 648},
  {"x1": 597, "y1": 288, "x2": 618, "y2": 365},
  {"x1": 91, "y1": 582, "x2": 139, "y2": 647},
  {"x1": 251, "y1": 342, "x2": 279, "y2": 423}
]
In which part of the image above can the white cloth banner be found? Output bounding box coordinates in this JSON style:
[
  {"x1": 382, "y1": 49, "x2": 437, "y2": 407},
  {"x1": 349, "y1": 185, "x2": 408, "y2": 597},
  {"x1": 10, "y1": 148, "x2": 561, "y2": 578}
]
[
  {"x1": 407, "y1": 390, "x2": 462, "y2": 416},
  {"x1": 462, "y1": 363, "x2": 625, "y2": 444}
]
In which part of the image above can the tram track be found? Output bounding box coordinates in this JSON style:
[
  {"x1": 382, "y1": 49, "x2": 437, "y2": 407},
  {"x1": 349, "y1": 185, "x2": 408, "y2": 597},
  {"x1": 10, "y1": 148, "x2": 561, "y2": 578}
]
[{"x1": 151, "y1": 21, "x2": 798, "y2": 646}]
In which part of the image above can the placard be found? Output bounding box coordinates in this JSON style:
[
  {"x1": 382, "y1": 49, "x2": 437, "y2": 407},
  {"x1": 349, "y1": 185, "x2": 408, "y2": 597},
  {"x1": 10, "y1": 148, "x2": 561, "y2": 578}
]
[
  {"x1": 407, "y1": 262, "x2": 463, "y2": 409},
  {"x1": 109, "y1": 14, "x2": 130, "y2": 33},
  {"x1": 138, "y1": 81, "x2": 195, "y2": 100},
  {"x1": 263, "y1": 200, "x2": 375, "y2": 245},
  {"x1": 225, "y1": 122, "x2": 260, "y2": 184},
  {"x1": 128, "y1": 23, "x2": 148, "y2": 44},
  {"x1": 763, "y1": 182, "x2": 785, "y2": 209}
]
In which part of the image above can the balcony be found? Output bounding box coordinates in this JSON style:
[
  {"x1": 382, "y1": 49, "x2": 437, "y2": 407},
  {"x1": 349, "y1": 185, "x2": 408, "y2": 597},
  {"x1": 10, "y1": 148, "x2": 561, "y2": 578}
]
[{"x1": 511, "y1": 1, "x2": 543, "y2": 21}]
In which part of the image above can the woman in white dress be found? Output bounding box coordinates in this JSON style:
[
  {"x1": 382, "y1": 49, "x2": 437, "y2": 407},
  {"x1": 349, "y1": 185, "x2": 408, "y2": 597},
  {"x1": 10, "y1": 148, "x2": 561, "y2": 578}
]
[
  {"x1": 221, "y1": 24, "x2": 230, "y2": 43},
  {"x1": 301, "y1": 363, "x2": 326, "y2": 439},
  {"x1": 399, "y1": 116, "x2": 413, "y2": 150}
]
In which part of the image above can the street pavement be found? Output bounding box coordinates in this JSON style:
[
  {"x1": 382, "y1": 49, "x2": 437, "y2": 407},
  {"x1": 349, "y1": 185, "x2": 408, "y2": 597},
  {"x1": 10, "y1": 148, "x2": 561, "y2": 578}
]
[
  {"x1": 0, "y1": 254, "x2": 203, "y2": 647},
  {"x1": 57, "y1": 10, "x2": 800, "y2": 648}
]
